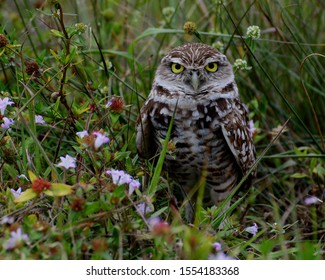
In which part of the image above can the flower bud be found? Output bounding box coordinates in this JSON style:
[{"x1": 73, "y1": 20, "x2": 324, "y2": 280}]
[
  {"x1": 0, "y1": 34, "x2": 8, "y2": 48},
  {"x1": 183, "y1": 21, "x2": 197, "y2": 35}
]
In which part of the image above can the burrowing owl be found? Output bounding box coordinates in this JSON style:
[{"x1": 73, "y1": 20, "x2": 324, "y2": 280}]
[{"x1": 136, "y1": 43, "x2": 256, "y2": 221}]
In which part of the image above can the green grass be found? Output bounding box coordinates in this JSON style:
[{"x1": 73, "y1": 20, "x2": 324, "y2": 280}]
[{"x1": 0, "y1": 0, "x2": 324, "y2": 260}]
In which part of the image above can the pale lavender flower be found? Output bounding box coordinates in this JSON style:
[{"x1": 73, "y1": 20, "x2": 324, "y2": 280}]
[
  {"x1": 106, "y1": 169, "x2": 141, "y2": 195},
  {"x1": 92, "y1": 131, "x2": 110, "y2": 150},
  {"x1": 244, "y1": 222, "x2": 258, "y2": 236},
  {"x1": 147, "y1": 216, "x2": 170, "y2": 232},
  {"x1": 76, "y1": 130, "x2": 89, "y2": 139},
  {"x1": 147, "y1": 216, "x2": 162, "y2": 229},
  {"x1": 10, "y1": 187, "x2": 22, "y2": 199},
  {"x1": 3, "y1": 228, "x2": 29, "y2": 250},
  {"x1": 106, "y1": 169, "x2": 132, "y2": 185},
  {"x1": 213, "y1": 242, "x2": 222, "y2": 252},
  {"x1": 304, "y1": 196, "x2": 323, "y2": 205},
  {"x1": 1, "y1": 117, "x2": 14, "y2": 129},
  {"x1": 248, "y1": 120, "x2": 256, "y2": 137},
  {"x1": 57, "y1": 155, "x2": 77, "y2": 169},
  {"x1": 105, "y1": 100, "x2": 113, "y2": 108},
  {"x1": 0, "y1": 216, "x2": 15, "y2": 225},
  {"x1": 209, "y1": 241, "x2": 235, "y2": 259},
  {"x1": 0, "y1": 97, "x2": 14, "y2": 115},
  {"x1": 128, "y1": 179, "x2": 141, "y2": 195},
  {"x1": 35, "y1": 115, "x2": 45, "y2": 125},
  {"x1": 136, "y1": 202, "x2": 154, "y2": 216},
  {"x1": 209, "y1": 252, "x2": 235, "y2": 260}
]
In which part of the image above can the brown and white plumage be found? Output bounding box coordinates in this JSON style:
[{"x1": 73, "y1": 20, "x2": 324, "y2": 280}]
[{"x1": 136, "y1": 43, "x2": 256, "y2": 221}]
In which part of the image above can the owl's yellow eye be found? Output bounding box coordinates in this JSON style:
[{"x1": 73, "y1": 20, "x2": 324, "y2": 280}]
[
  {"x1": 171, "y1": 63, "x2": 185, "y2": 73},
  {"x1": 205, "y1": 62, "x2": 218, "y2": 72}
]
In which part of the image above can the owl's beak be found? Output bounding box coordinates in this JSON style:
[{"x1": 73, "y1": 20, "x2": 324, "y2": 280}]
[{"x1": 191, "y1": 71, "x2": 200, "y2": 91}]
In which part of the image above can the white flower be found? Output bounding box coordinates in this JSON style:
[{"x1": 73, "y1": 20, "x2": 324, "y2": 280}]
[
  {"x1": 246, "y1": 25, "x2": 261, "y2": 40},
  {"x1": 244, "y1": 222, "x2": 258, "y2": 236},
  {"x1": 3, "y1": 228, "x2": 29, "y2": 250},
  {"x1": 76, "y1": 130, "x2": 89, "y2": 139},
  {"x1": 162, "y1": 7, "x2": 175, "y2": 21},
  {"x1": 92, "y1": 131, "x2": 110, "y2": 150},
  {"x1": 10, "y1": 187, "x2": 22, "y2": 199},
  {"x1": 99, "y1": 60, "x2": 112, "y2": 71},
  {"x1": 57, "y1": 154, "x2": 77, "y2": 170},
  {"x1": 1, "y1": 117, "x2": 14, "y2": 129},
  {"x1": 233, "y1": 58, "x2": 252, "y2": 71},
  {"x1": 136, "y1": 202, "x2": 154, "y2": 216},
  {"x1": 0, "y1": 97, "x2": 14, "y2": 115},
  {"x1": 57, "y1": 155, "x2": 77, "y2": 169},
  {"x1": 304, "y1": 196, "x2": 323, "y2": 205},
  {"x1": 17, "y1": 174, "x2": 30, "y2": 181},
  {"x1": 212, "y1": 41, "x2": 224, "y2": 52},
  {"x1": 35, "y1": 115, "x2": 45, "y2": 125}
]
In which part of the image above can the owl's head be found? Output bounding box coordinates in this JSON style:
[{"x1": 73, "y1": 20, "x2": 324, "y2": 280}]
[{"x1": 154, "y1": 43, "x2": 236, "y2": 98}]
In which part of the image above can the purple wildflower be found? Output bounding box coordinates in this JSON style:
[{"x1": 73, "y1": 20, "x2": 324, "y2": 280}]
[
  {"x1": 0, "y1": 97, "x2": 14, "y2": 115},
  {"x1": 136, "y1": 202, "x2": 154, "y2": 216},
  {"x1": 35, "y1": 115, "x2": 45, "y2": 125},
  {"x1": 244, "y1": 222, "x2": 258, "y2": 236},
  {"x1": 304, "y1": 195, "x2": 323, "y2": 205},
  {"x1": 3, "y1": 228, "x2": 29, "y2": 250},
  {"x1": 10, "y1": 187, "x2": 22, "y2": 199},
  {"x1": 76, "y1": 130, "x2": 89, "y2": 139},
  {"x1": 1, "y1": 117, "x2": 14, "y2": 129}
]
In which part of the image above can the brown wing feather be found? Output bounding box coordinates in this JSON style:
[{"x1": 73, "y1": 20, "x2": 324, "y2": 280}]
[
  {"x1": 220, "y1": 99, "x2": 256, "y2": 177},
  {"x1": 136, "y1": 99, "x2": 157, "y2": 160}
]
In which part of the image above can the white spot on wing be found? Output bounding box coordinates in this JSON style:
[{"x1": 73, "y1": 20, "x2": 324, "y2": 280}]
[
  {"x1": 160, "y1": 107, "x2": 169, "y2": 115},
  {"x1": 192, "y1": 110, "x2": 199, "y2": 118}
]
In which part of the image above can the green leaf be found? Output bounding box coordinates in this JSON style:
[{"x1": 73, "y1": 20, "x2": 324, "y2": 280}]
[
  {"x1": 28, "y1": 170, "x2": 38, "y2": 183},
  {"x1": 50, "y1": 49, "x2": 60, "y2": 62},
  {"x1": 110, "y1": 112, "x2": 120, "y2": 125},
  {"x1": 49, "y1": 183, "x2": 74, "y2": 196},
  {"x1": 151, "y1": 206, "x2": 168, "y2": 218},
  {"x1": 84, "y1": 201, "x2": 104, "y2": 215},
  {"x1": 4, "y1": 163, "x2": 18, "y2": 179},
  {"x1": 290, "y1": 172, "x2": 308, "y2": 179},
  {"x1": 15, "y1": 189, "x2": 37, "y2": 203},
  {"x1": 313, "y1": 164, "x2": 325, "y2": 180},
  {"x1": 65, "y1": 46, "x2": 77, "y2": 64},
  {"x1": 50, "y1": 29, "x2": 64, "y2": 38}
]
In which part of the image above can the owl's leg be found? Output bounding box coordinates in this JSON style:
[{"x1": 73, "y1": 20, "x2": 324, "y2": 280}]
[
  {"x1": 178, "y1": 184, "x2": 196, "y2": 223},
  {"x1": 184, "y1": 198, "x2": 196, "y2": 223},
  {"x1": 206, "y1": 176, "x2": 238, "y2": 228}
]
